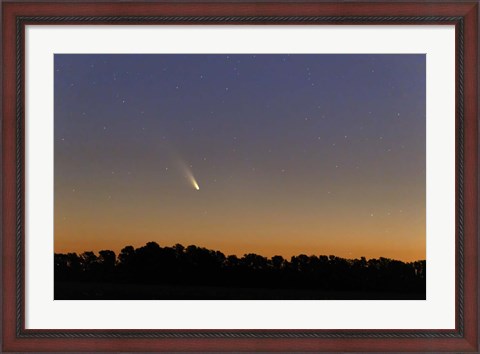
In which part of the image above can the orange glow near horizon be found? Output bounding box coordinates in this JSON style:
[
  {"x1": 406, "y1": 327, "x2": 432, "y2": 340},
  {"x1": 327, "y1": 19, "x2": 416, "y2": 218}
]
[{"x1": 54, "y1": 184, "x2": 426, "y2": 261}]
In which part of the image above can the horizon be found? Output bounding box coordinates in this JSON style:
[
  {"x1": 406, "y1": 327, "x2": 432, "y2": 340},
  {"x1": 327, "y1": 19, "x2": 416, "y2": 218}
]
[
  {"x1": 54, "y1": 240, "x2": 425, "y2": 263},
  {"x1": 54, "y1": 54, "x2": 426, "y2": 263}
]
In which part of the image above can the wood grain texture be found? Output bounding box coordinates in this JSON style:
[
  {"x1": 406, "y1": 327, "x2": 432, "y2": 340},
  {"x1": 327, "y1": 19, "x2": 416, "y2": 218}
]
[
  {"x1": 461, "y1": 3, "x2": 478, "y2": 352},
  {"x1": 2, "y1": 1, "x2": 478, "y2": 352},
  {"x1": 1, "y1": 1, "x2": 477, "y2": 17}
]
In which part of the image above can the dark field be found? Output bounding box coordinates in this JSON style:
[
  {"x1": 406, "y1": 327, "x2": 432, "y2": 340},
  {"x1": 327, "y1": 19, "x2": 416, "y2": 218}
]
[{"x1": 55, "y1": 281, "x2": 426, "y2": 300}]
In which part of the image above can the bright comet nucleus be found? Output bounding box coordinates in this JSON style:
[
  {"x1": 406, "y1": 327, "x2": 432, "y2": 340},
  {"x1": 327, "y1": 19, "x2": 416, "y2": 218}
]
[
  {"x1": 178, "y1": 160, "x2": 200, "y2": 191},
  {"x1": 192, "y1": 178, "x2": 200, "y2": 190}
]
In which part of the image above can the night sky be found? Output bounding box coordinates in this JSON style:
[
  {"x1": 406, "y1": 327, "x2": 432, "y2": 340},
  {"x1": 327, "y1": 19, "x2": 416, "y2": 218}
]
[{"x1": 54, "y1": 54, "x2": 426, "y2": 261}]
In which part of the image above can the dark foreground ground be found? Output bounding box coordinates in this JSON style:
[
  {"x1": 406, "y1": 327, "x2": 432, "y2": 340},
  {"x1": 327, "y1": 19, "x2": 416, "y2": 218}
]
[{"x1": 55, "y1": 281, "x2": 425, "y2": 300}]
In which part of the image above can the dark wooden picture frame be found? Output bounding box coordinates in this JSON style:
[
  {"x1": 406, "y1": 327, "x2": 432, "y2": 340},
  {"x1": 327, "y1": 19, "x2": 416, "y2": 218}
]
[{"x1": 2, "y1": 1, "x2": 478, "y2": 352}]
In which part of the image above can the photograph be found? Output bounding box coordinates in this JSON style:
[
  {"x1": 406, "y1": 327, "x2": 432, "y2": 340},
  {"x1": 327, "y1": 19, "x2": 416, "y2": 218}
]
[{"x1": 54, "y1": 54, "x2": 426, "y2": 300}]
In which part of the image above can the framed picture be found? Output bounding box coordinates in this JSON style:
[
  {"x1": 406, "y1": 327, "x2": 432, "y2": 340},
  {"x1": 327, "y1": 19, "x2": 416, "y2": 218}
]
[{"x1": 2, "y1": 1, "x2": 478, "y2": 352}]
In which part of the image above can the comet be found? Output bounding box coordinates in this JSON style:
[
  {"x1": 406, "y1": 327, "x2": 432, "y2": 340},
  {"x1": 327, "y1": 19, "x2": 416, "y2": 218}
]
[
  {"x1": 177, "y1": 160, "x2": 200, "y2": 191},
  {"x1": 156, "y1": 139, "x2": 200, "y2": 191},
  {"x1": 191, "y1": 176, "x2": 200, "y2": 190},
  {"x1": 184, "y1": 167, "x2": 200, "y2": 190}
]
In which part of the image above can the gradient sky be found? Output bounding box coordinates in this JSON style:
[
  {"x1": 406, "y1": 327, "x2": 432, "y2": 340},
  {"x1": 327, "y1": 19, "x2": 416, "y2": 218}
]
[{"x1": 54, "y1": 54, "x2": 426, "y2": 261}]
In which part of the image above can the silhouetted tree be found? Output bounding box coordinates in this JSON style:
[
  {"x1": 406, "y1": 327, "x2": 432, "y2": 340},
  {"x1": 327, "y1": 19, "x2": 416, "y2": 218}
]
[
  {"x1": 271, "y1": 255, "x2": 285, "y2": 270},
  {"x1": 54, "y1": 241, "x2": 426, "y2": 299},
  {"x1": 98, "y1": 250, "x2": 116, "y2": 277}
]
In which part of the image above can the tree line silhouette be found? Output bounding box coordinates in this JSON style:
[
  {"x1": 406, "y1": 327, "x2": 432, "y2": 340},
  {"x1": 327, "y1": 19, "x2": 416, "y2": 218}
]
[{"x1": 55, "y1": 242, "x2": 425, "y2": 299}]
